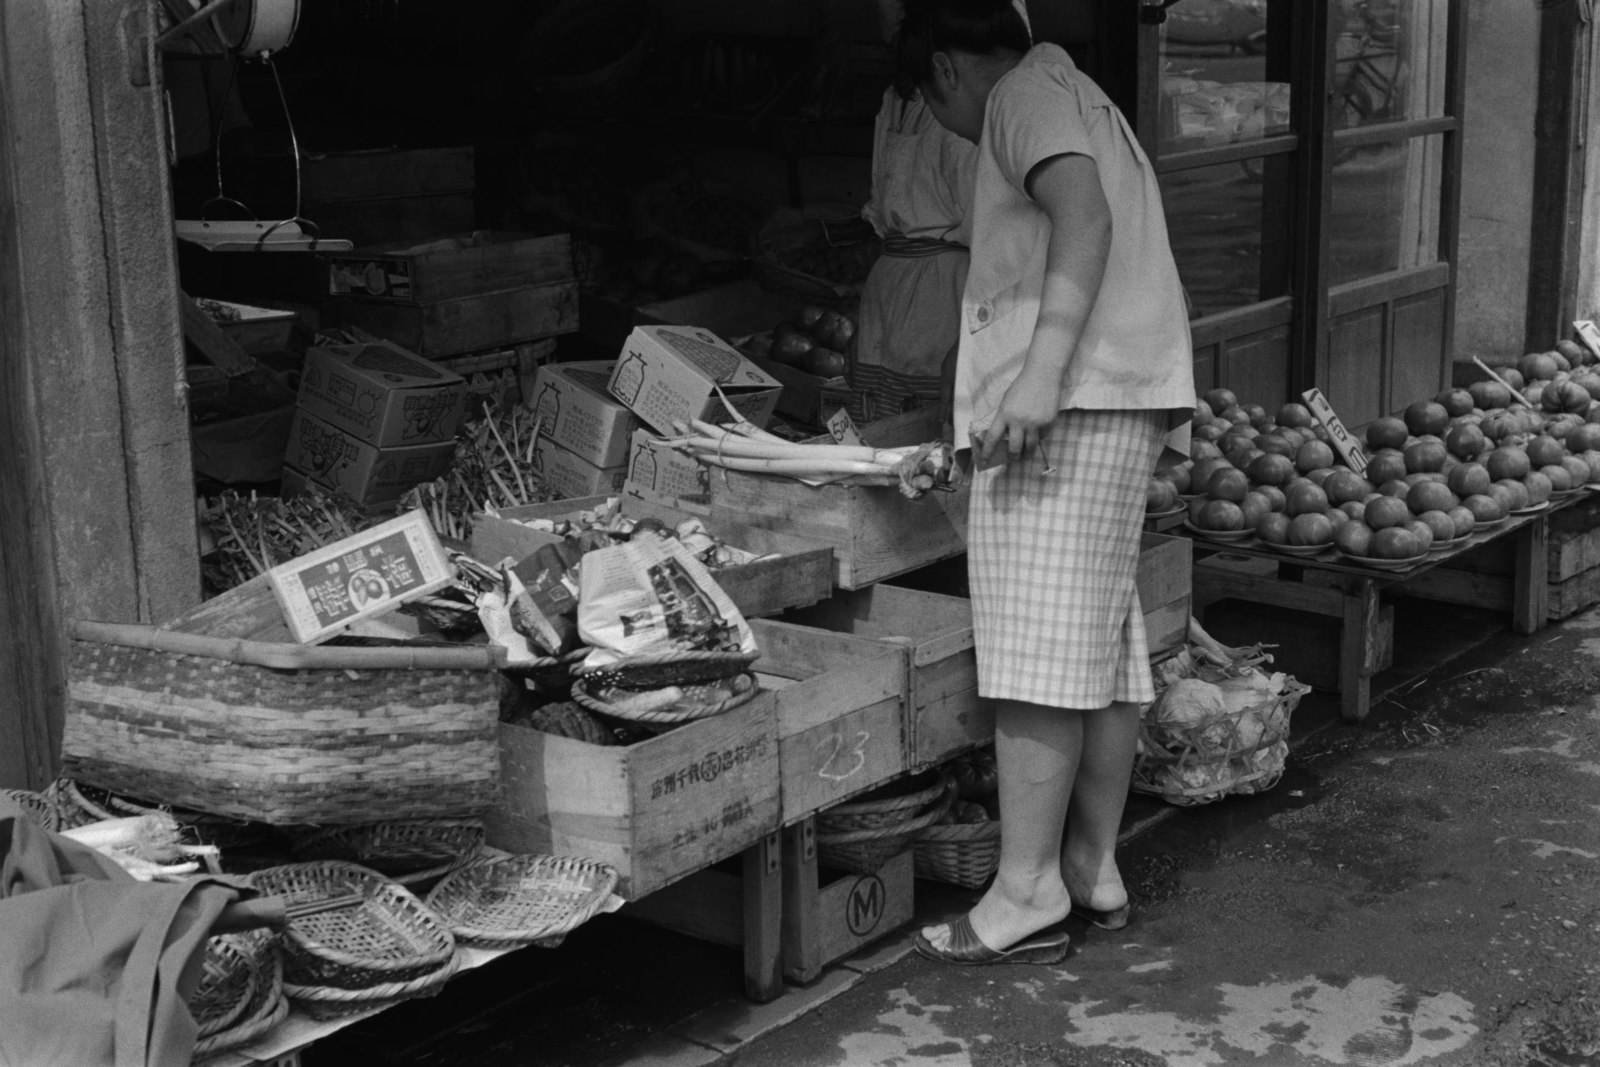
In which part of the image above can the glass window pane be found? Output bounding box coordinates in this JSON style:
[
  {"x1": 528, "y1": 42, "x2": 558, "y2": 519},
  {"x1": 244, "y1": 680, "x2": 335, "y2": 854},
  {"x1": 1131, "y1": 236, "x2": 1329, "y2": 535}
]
[
  {"x1": 1157, "y1": 1, "x2": 1292, "y2": 155},
  {"x1": 1328, "y1": 133, "x2": 1444, "y2": 285},
  {"x1": 1160, "y1": 158, "x2": 1292, "y2": 318},
  {"x1": 1331, "y1": 0, "x2": 1450, "y2": 129}
]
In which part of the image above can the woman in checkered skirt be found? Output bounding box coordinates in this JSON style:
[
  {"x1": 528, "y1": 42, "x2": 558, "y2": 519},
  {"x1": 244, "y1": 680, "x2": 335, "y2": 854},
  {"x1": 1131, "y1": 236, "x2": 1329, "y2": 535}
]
[{"x1": 895, "y1": 0, "x2": 1195, "y2": 964}]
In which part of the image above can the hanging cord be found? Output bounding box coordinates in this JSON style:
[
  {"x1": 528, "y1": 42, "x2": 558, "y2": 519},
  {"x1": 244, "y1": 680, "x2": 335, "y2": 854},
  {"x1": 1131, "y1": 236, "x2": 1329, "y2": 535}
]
[{"x1": 254, "y1": 53, "x2": 319, "y2": 249}]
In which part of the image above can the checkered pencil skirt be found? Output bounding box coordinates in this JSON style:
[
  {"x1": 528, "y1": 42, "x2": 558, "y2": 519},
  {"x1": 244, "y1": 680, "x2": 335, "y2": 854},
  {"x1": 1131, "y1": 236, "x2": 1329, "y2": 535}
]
[{"x1": 967, "y1": 409, "x2": 1168, "y2": 709}]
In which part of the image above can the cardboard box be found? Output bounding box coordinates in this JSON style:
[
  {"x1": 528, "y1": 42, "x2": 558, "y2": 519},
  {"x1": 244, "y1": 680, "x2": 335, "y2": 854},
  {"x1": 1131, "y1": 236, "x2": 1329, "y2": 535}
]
[
  {"x1": 745, "y1": 349, "x2": 847, "y2": 424},
  {"x1": 296, "y1": 341, "x2": 467, "y2": 447},
  {"x1": 284, "y1": 409, "x2": 455, "y2": 505},
  {"x1": 528, "y1": 360, "x2": 642, "y2": 469},
  {"x1": 529, "y1": 436, "x2": 628, "y2": 502},
  {"x1": 266, "y1": 510, "x2": 456, "y2": 644},
  {"x1": 487, "y1": 692, "x2": 781, "y2": 899},
  {"x1": 325, "y1": 232, "x2": 572, "y2": 304},
  {"x1": 608, "y1": 325, "x2": 782, "y2": 436},
  {"x1": 622, "y1": 429, "x2": 712, "y2": 511},
  {"x1": 470, "y1": 495, "x2": 833, "y2": 620}
]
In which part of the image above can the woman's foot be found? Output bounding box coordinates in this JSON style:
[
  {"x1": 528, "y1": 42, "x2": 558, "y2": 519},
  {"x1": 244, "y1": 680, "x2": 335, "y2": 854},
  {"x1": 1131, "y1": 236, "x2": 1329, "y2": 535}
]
[
  {"x1": 1062, "y1": 850, "x2": 1130, "y2": 930},
  {"x1": 919, "y1": 874, "x2": 1072, "y2": 956}
]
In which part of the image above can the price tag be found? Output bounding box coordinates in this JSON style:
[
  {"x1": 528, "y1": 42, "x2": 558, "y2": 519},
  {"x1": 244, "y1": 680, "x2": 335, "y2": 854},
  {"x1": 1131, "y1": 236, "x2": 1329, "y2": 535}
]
[
  {"x1": 1574, "y1": 320, "x2": 1600, "y2": 362},
  {"x1": 1302, "y1": 388, "x2": 1369, "y2": 476},
  {"x1": 269, "y1": 509, "x2": 454, "y2": 644},
  {"x1": 826, "y1": 408, "x2": 866, "y2": 447}
]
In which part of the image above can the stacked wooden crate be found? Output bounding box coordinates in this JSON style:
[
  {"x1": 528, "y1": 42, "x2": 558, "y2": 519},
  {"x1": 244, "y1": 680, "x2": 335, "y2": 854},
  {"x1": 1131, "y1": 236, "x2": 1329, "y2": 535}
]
[{"x1": 1418, "y1": 496, "x2": 1600, "y2": 620}]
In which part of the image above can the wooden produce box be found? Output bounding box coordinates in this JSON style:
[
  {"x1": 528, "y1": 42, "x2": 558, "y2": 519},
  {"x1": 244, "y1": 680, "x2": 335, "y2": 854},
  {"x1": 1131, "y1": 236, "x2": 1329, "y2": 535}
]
[
  {"x1": 783, "y1": 832, "x2": 914, "y2": 984},
  {"x1": 706, "y1": 408, "x2": 965, "y2": 590},
  {"x1": 1139, "y1": 530, "x2": 1194, "y2": 657},
  {"x1": 470, "y1": 495, "x2": 833, "y2": 620},
  {"x1": 1410, "y1": 496, "x2": 1600, "y2": 620},
  {"x1": 748, "y1": 618, "x2": 908, "y2": 825},
  {"x1": 325, "y1": 232, "x2": 572, "y2": 305},
  {"x1": 487, "y1": 691, "x2": 780, "y2": 900},
  {"x1": 325, "y1": 280, "x2": 579, "y2": 360}
]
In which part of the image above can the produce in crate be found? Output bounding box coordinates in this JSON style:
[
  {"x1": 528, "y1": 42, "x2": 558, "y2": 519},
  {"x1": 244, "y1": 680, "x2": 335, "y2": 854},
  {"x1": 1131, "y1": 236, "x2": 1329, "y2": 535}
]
[
  {"x1": 745, "y1": 306, "x2": 856, "y2": 379},
  {"x1": 60, "y1": 812, "x2": 220, "y2": 881}
]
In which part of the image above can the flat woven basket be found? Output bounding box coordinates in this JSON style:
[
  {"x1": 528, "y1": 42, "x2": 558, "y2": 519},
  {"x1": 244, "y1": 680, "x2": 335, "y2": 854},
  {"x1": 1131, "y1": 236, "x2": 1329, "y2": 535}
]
[
  {"x1": 913, "y1": 819, "x2": 1002, "y2": 890},
  {"x1": 288, "y1": 819, "x2": 486, "y2": 890},
  {"x1": 1130, "y1": 680, "x2": 1309, "y2": 807},
  {"x1": 191, "y1": 937, "x2": 287, "y2": 1062},
  {"x1": 282, "y1": 952, "x2": 460, "y2": 1022},
  {"x1": 424, "y1": 853, "x2": 619, "y2": 947},
  {"x1": 246, "y1": 861, "x2": 456, "y2": 991},
  {"x1": 190, "y1": 932, "x2": 266, "y2": 1040},
  {"x1": 62, "y1": 621, "x2": 503, "y2": 825},
  {"x1": 508, "y1": 645, "x2": 594, "y2": 692},
  {"x1": 815, "y1": 770, "x2": 949, "y2": 833},
  {"x1": 2, "y1": 789, "x2": 57, "y2": 832},
  {"x1": 570, "y1": 671, "x2": 760, "y2": 727},
  {"x1": 577, "y1": 649, "x2": 760, "y2": 690},
  {"x1": 817, "y1": 774, "x2": 955, "y2": 875}
]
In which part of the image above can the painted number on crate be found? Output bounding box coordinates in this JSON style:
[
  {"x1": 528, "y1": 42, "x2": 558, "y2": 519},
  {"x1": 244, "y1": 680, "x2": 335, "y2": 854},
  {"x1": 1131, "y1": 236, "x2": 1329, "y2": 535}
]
[
  {"x1": 845, "y1": 874, "x2": 887, "y2": 937},
  {"x1": 816, "y1": 730, "x2": 871, "y2": 782}
]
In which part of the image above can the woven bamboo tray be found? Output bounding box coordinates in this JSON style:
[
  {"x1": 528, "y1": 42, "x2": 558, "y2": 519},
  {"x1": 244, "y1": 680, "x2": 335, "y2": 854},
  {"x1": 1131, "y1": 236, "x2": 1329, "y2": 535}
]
[
  {"x1": 913, "y1": 819, "x2": 1002, "y2": 890},
  {"x1": 247, "y1": 861, "x2": 456, "y2": 991},
  {"x1": 815, "y1": 769, "x2": 948, "y2": 833},
  {"x1": 62, "y1": 621, "x2": 503, "y2": 825},
  {"x1": 191, "y1": 932, "x2": 267, "y2": 1039},
  {"x1": 570, "y1": 671, "x2": 760, "y2": 727},
  {"x1": 282, "y1": 952, "x2": 460, "y2": 1021},
  {"x1": 288, "y1": 819, "x2": 486, "y2": 890},
  {"x1": 2, "y1": 789, "x2": 57, "y2": 832},
  {"x1": 424, "y1": 853, "x2": 619, "y2": 947},
  {"x1": 817, "y1": 774, "x2": 954, "y2": 875},
  {"x1": 192, "y1": 938, "x2": 287, "y2": 1062}
]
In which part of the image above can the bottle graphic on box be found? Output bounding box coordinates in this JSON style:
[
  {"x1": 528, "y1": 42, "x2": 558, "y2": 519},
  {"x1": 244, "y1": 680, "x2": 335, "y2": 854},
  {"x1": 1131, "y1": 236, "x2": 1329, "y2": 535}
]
[
  {"x1": 532, "y1": 382, "x2": 561, "y2": 433},
  {"x1": 630, "y1": 440, "x2": 658, "y2": 491},
  {"x1": 613, "y1": 351, "x2": 646, "y2": 406}
]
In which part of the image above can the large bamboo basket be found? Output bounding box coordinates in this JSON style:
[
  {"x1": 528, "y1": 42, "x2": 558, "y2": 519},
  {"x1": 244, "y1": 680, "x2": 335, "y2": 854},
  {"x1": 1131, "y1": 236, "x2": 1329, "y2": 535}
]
[{"x1": 62, "y1": 621, "x2": 505, "y2": 825}]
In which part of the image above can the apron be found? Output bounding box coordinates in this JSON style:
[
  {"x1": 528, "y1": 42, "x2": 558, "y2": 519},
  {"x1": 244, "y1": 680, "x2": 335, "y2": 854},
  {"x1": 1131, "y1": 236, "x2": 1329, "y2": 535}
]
[{"x1": 850, "y1": 95, "x2": 974, "y2": 423}]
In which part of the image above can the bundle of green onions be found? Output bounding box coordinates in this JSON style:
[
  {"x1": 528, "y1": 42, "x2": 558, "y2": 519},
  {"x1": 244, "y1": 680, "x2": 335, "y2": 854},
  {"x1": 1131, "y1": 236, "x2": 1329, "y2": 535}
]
[
  {"x1": 402, "y1": 401, "x2": 550, "y2": 541},
  {"x1": 200, "y1": 488, "x2": 373, "y2": 592},
  {"x1": 668, "y1": 396, "x2": 956, "y2": 499}
]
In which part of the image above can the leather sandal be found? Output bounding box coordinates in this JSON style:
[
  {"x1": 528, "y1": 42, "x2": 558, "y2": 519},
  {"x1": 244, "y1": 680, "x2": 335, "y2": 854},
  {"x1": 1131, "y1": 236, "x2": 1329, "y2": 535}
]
[{"x1": 913, "y1": 914, "x2": 1070, "y2": 966}]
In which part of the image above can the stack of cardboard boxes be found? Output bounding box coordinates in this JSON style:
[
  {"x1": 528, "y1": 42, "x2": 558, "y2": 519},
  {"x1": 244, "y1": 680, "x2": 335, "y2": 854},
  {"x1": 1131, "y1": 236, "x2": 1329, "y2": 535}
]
[{"x1": 282, "y1": 340, "x2": 467, "y2": 506}]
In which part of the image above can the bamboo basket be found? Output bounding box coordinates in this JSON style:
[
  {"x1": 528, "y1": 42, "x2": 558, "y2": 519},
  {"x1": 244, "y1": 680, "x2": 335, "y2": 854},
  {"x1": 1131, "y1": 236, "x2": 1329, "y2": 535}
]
[
  {"x1": 247, "y1": 861, "x2": 456, "y2": 991},
  {"x1": 2, "y1": 789, "x2": 57, "y2": 832},
  {"x1": 570, "y1": 671, "x2": 760, "y2": 727},
  {"x1": 62, "y1": 621, "x2": 504, "y2": 825},
  {"x1": 816, "y1": 772, "x2": 954, "y2": 875},
  {"x1": 191, "y1": 936, "x2": 287, "y2": 1062},
  {"x1": 289, "y1": 819, "x2": 486, "y2": 891},
  {"x1": 913, "y1": 819, "x2": 1002, "y2": 890},
  {"x1": 1130, "y1": 680, "x2": 1309, "y2": 806},
  {"x1": 424, "y1": 853, "x2": 619, "y2": 947}
]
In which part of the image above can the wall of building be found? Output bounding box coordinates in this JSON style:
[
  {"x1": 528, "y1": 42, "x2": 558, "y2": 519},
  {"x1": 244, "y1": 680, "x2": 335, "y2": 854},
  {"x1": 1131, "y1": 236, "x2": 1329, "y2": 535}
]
[{"x1": 1454, "y1": 3, "x2": 1538, "y2": 361}]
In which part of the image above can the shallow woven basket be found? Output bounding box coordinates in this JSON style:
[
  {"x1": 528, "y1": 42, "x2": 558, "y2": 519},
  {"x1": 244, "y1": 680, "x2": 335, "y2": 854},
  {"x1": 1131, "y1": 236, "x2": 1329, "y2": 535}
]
[
  {"x1": 508, "y1": 645, "x2": 594, "y2": 692},
  {"x1": 62, "y1": 621, "x2": 503, "y2": 825},
  {"x1": 247, "y1": 861, "x2": 456, "y2": 991},
  {"x1": 577, "y1": 649, "x2": 760, "y2": 690},
  {"x1": 815, "y1": 770, "x2": 950, "y2": 834},
  {"x1": 190, "y1": 932, "x2": 267, "y2": 1040},
  {"x1": 1130, "y1": 680, "x2": 1309, "y2": 807},
  {"x1": 283, "y1": 952, "x2": 460, "y2": 1021},
  {"x1": 191, "y1": 938, "x2": 287, "y2": 1062},
  {"x1": 817, "y1": 776, "x2": 955, "y2": 875},
  {"x1": 913, "y1": 819, "x2": 1002, "y2": 890},
  {"x1": 570, "y1": 671, "x2": 760, "y2": 727},
  {"x1": 288, "y1": 819, "x2": 486, "y2": 890},
  {"x1": 424, "y1": 853, "x2": 619, "y2": 947},
  {"x1": 3, "y1": 789, "x2": 58, "y2": 832}
]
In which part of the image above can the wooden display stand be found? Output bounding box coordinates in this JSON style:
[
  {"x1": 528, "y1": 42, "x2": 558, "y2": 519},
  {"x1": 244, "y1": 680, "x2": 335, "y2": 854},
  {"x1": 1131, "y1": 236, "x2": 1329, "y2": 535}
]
[
  {"x1": 1190, "y1": 505, "x2": 1560, "y2": 722},
  {"x1": 781, "y1": 823, "x2": 915, "y2": 985}
]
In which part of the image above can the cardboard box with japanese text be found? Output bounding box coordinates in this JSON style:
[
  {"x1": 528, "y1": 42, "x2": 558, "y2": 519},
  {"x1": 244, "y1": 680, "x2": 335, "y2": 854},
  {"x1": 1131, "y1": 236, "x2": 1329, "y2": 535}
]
[
  {"x1": 529, "y1": 436, "x2": 628, "y2": 502},
  {"x1": 607, "y1": 325, "x2": 782, "y2": 436},
  {"x1": 283, "y1": 409, "x2": 455, "y2": 506},
  {"x1": 296, "y1": 340, "x2": 467, "y2": 448},
  {"x1": 527, "y1": 360, "x2": 642, "y2": 469},
  {"x1": 621, "y1": 429, "x2": 712, "y2": 512}
]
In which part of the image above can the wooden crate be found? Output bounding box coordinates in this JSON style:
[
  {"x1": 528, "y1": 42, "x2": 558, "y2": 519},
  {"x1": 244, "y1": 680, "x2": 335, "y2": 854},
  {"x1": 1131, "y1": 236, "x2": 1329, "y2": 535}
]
[
  {"x1": 486, "y1": 691, "x2": 780, "y2": 900},
  {"x1": 325, "y1": 232, "x2": 572, "y2": 305},
  {"x1": 748, "y1": 618, "x2": 908, "y2": 824},
  {"x1": 1412, "y1": 498, "x2": 1600, "y2": 620},
  {"x1": 1139, "y1": 531, "x2": 1194, "y2": 656},
  {"x1": 470, "y1": 495, "x2": 833, "y2": 620},
  {"x1": 782, "y1": 828, "x2": 915, "y2": 984},
  {"x1": 705, "y1": 408, "x2": 965, "y2": 590},
  {"x1": 325, "y1": 281, "x2": 579, "y2": 359}
]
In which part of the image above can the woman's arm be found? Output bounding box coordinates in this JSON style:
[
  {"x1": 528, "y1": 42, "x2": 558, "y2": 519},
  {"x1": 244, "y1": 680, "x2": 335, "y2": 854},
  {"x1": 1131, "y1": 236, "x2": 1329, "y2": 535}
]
[{"x1": 979, "y1": 152, "x2": 1112, "y2": 466}]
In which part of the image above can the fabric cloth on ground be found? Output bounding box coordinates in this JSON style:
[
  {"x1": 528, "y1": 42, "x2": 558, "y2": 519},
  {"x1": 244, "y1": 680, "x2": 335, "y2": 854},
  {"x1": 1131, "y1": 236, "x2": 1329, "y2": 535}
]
[
  {"x1": 966, "y1": 408, "x2": 1166, "y2": 708},
  {"x1": 0, "y1": 796, "x2": 251, "y2": 1067}
]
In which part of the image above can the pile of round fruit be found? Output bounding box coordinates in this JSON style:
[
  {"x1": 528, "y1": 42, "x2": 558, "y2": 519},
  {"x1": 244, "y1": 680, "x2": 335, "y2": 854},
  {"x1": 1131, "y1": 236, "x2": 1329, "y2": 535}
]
[{"x1": 1151, "y1": 339, "x2": 1600, "y2": 567}]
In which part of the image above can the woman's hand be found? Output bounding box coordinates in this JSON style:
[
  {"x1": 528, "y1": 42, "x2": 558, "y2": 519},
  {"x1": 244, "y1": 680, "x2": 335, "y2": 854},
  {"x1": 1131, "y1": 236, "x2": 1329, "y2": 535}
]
[{"x1": 981, "y1": 363, "x2": 1062, "y2": 466}]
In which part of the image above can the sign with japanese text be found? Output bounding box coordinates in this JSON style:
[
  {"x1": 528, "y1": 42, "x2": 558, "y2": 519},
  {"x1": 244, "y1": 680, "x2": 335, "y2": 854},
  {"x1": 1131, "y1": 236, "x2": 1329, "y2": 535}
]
[
  {"x1": 1301, "y1": 388, "x2": 1368, "y2": 477},
  {"x1": 269, "y1": 510, "x2": 454, "y2": 644}
]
